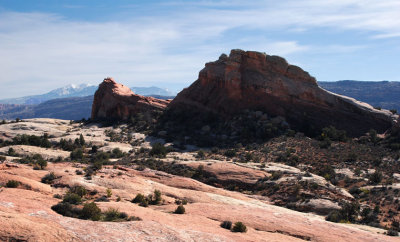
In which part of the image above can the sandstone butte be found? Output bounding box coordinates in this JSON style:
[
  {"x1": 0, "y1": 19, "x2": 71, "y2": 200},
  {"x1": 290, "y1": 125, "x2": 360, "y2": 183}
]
[
  {"x1": 169, "y1": 49, "x2": 399, "y2": 136},
  {"x1": 91, "y1": 77, "x2": 170, "y2": 120}
]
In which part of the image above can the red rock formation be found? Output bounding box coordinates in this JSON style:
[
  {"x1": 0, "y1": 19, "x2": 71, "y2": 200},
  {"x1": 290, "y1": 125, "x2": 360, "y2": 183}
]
[
  {"x1": 91, "y1": 78, "x2": 170, "y2": 120},
  {"x1": 169, "y1": 50, "x2": 398, "y2": 136}
]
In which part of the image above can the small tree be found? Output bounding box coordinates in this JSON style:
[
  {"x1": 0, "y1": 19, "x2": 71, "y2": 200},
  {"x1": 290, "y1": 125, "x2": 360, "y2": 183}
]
[
  {"x1": 106, "y1": 188, "x2": 112, "y2": 198},
  {"x1": 152, "y1": 190, "x2": 162, "y2": 205},
  {"x1": 79, "y1": 134, "x2": 85, "y2": 146},
  {"x1": 220, "y1": 221, "x2": 232, "y2": 230},
  {"x1": 81, "y1": 202, "x2": 101, "y2": 221},
  {"x1": 6, "y1": 180, "x2": 20, "y2": 188},
  {"x1": 174, "y1": 205, "x2": 185, "y2": 214},
  {"x1": 232, "y1": 222, "x2": 247, "y2": 233},
  {"x1": 149, "y1": 143, "x2": 167, "y2": 158}
]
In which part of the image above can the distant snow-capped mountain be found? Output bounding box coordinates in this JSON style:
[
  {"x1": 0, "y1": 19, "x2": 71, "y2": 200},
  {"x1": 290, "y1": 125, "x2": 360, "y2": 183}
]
[{"x1": 0, "y1": 83, "x2": 176, "y2": 105}]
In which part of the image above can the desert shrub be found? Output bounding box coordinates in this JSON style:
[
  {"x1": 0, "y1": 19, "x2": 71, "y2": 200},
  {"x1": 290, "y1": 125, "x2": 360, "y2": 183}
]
[
  {"x1": 6, "y1": 180, "x2": 20, "y2": 188},
  {"x1": 270, "y1": 171, "x2": 282, "y2": 181},
  {"x1": 70, "y1": 185, "x2": 87, "y2": 197},
  {"x1": 70, "y1": 148, "x2": 84, "y2": 160},
  {"x1": 111, "y1": 148, "x2": 124, "y2": 158},
  {"x1": 345, "y1": 153, "x2": 358, "y2": 163},
  {"x1": 0, "y1": 155, "x2": 6, "y2": 162},
  {"x1": 11, "y1": 134, "x2": 51, "y2": 148},
  {"x1": 81, "y1": 202, "x2": 101, "y2": 221},
  {"x1": 152, "y1": 190, "x2": 162, "y2": 205},
  {"x1": 368, "y1": 129, "x2": 379, "y2": 144},
  {"x1": 387, "y1": 229, "x2": 399, "y2": 236},
  {"x1": 132, "y1": 194, "x2": 146, "y2": 204},
  {"x1": 220, "y1": 220, "x2": 232, "y2": 230},
  {"x1": 197, "y1": 150, "x2": 205, "y2": 159},
  {"x1": 63, "y1": 192, "x2": 82, "y2": 204},
  {"x1": 326, "y1": 210, "x2": 341, "y2": 222},
  {"x1": 33, "y1": 154, "x2": 47, "y2": 169},
  {"x1": 103, "y1": 208, "x2": 128, "y2": 221},
  {"x1": 326, "y1": 202, "x2": 359, "y2": 223},
  {"x1": 232, "y1": 222, "x2": 247, "y2": 233},
  {"x1": 318, "y1": 164, "x2": 336, "y2": 181},
  {"x1": 53, "y1": 194, "x2": 62, "y2": 199},
  {"x1": 75, "y1": 170, "x2": 83, "y2": 175},
  {"x1": 8, "y1": 147, "x2": 16, "y2": 156},
  {"x1": 390, "y1": 109, "x2": 398, "y2": 114},
  {"x1": 320, "y1": 126, "x2": 347, "y2": 142},
  {"x1": 51, "y1": 202, "x2": 79, "y2": 217},
  {"x1": 174, "y1": 205, "x2": 185, "y2": 214},
  {"x1": 106, "y1": 188, "x2": 112, "y2": 197},
  {"x1": 149, "y1": 143, "x2": 167, "y2": 158},
  {"x1": 369, "y1": 171, "x2": 383, "y2": 184},
  {"x1": 175, "y1": 199, "x2": 188, "y2": 205},
  {"x1": 79, "y1": 134, "x2": 85, "y2": 146},
  {"x1": 91, "y1": 145, "x2": 98, "y2": 153},
  {"x1": 41, "y1": 172, "x2": 57, "y2": 184},
  {"x1": 139, "y1": 199, "x2": 149, "y2": 207},
  {"x1": 224, "y1": 149, "x2": 236, "y2": 158}
]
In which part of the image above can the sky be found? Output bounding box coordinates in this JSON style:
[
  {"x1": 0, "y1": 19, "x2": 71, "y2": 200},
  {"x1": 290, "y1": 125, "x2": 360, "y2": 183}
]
[{"x1": 0, "y1": 0, "x2": 399, "y2": 99}]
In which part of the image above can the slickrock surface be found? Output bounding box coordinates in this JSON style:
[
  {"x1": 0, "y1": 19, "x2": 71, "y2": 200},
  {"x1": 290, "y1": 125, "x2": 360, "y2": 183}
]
[
  {"x1": 91, "y1": 77, "x2": 170, "y2": 120},
  {"x1": 0, "y1": 162, "x2": 395, "y2": 242},
  {"x1": 169, "y1": 50, "x2": 398, "y2": 136}
]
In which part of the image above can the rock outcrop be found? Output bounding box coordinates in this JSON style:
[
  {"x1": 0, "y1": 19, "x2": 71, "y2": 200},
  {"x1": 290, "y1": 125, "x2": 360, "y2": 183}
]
[
  {"x1": 91, "y1": 78, "x2": 170, "y2": 120},
  {"x1": 169, "y1": 50, "x2": 398, "y2": 136}
]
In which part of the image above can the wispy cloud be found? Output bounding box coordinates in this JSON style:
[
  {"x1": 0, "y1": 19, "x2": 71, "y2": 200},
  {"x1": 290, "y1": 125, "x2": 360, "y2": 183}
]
[{"x1": 0, "y1": 0, "x2": 399, "y2": 98}]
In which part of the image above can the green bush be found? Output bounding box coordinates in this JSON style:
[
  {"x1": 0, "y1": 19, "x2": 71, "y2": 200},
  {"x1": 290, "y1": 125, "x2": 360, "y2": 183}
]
[
  {"x1": 320, "y1": 126, "x2": 347, "y2": 142},
  {"x1": 149, "y1": 143, "x2": 167, "y2": 158},
  {"x1": 6, "y1": 180, "x2": 20, "y2": 188},
  {"x1": 326, "y1": 202, "x2": 360, "y2": 223},
  {"x1": 387, "y1": 229, "x2": 399, "y2": 236},
  {"x1": 70, "y1": 185, "x2": 87, "y2": 197},
  {"x1": 8, "y1": 147, "x2": 16, "y2": 156},
  {"x1": 132, "y1": 193, "x2": 146, "y2": 204},
  {"x1": 81, "y1": 202, "x2": 101, "y2": 221},
  {"x1": 63, "y1": 192, "x2": 82, "y2": 204},
  {"x1": 41, "y1": 172, "x2": 57, "y2": 184},
  {"x1": 369, "y1": 171, "x2": 383, "y2": 184},
  {"x1": 111, "y1": 148, "x2": 124, "y2": 158},
  {"x1": 70, "y1": 148, "x2": 84, "y2": 160},
  {"x1": 232, "y1": 222, "x2": 247, "y2": 232},
  {"x1": 106, "y1": 188, "x2": 112, "y2": 197},
  {"x1": 51, "y1": 202, "x2": 78, "y2": 217},
  {"x1": 33, "y1": 154, "x2": 47, "y2": 169},
  {"x1": 103, "y1": 208, "x2": 127, "y2": 221},
  {"x1": 174, "y1": 205, "x2": 185, "y2": 214},
  {"x1": 152, "y1": 190, "x2": 162, "y2": 205},
  {"x1": 220, "y1": 220, "x2": 232, "y2": 230},
  {"x1": 224, "y1": 149, "x2": 236, "y2": 158}
]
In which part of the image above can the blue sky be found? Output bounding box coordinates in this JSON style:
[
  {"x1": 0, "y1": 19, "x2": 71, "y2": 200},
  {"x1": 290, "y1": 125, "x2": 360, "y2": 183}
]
[{"x1": 0, "y1": 0, "x2": 399, "y2": 98}]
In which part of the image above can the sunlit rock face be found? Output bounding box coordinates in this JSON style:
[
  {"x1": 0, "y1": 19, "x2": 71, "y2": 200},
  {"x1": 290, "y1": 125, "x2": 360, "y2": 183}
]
[
  {"x1": 169, "y1": 49, "x2": 397, "y2": 136},
  {"x1": 91, "y1": 77, "x2": 170, "y2": 121}
]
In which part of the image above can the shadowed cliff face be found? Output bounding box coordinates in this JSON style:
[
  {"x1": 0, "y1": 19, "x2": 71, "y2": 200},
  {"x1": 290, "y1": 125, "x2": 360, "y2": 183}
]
[
  {"x1": 169, "y1": 49, "x2": 398, "y2": 136},
  {"x1": 91, "y1": 78, "x2": 170, "y2": 121}
]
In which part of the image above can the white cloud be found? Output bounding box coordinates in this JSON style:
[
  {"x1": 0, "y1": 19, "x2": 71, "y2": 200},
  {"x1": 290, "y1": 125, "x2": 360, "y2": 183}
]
[{"x1": 0, "y1": 0, "x2": 399, "y2": 98}]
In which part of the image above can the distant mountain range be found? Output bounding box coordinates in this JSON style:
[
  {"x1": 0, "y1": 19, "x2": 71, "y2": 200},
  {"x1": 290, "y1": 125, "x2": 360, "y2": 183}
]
[
  {"x1": 0, "y1": 84, "x2": 176, "y2": 105},
  {"x1": 0, "y1": 80, "x2": 398, "y2": 120},
  {"x1": 318, "y1": 80, "x2": 400, "y2": 112}
]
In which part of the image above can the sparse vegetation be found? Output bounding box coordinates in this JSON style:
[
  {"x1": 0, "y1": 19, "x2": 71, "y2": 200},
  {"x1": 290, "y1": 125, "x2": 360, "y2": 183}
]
[
  {"x1": 41, "y1": 172, "x2": 57, "y2": 184},
  {"x1": 174, "y1": 205, "x2": 186, "y2": 214},
  {"x1": 220, "y1": 220, "x2": 232, "y2": 230},
  {"x1": 6, "y1": 180, "x2": 20, "y2": 188},
  {"x1": 232, "y1": 222, "x2": 247, "y2": 233}
]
